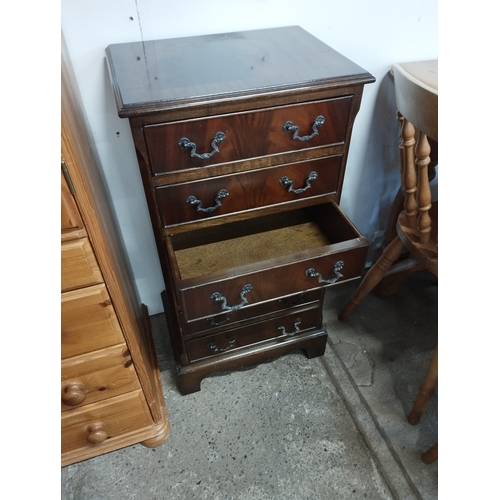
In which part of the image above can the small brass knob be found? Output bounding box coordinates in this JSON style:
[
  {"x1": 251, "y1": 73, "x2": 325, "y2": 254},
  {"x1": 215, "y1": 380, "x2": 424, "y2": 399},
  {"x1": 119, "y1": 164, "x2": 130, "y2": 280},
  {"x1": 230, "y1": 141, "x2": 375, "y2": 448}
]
[
  {"x1": 86, "y1": 422, "x2": 107, "y2": 444},
  {"x1": 61, "y1": 382, "x2": 86, "y2": 406}
]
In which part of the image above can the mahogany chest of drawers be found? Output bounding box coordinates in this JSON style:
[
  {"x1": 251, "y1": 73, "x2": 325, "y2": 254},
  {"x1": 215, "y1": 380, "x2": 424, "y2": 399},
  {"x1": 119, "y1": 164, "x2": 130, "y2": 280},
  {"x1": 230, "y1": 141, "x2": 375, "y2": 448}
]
[{"x1": 106, "y1": 26, "x2": 375, "y2": 394}]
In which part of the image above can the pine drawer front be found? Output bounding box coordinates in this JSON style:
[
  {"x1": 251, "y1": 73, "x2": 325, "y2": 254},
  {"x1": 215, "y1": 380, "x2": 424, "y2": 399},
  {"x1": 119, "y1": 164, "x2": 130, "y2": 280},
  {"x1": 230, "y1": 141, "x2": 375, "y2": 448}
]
[
  {"x1": 144, "y1": 97, "x2": 352, "y2": 176},
  {"x1": 61, "y1": 390, "x2": 153, "y2": 455},
  {"x1": 156, "y1": 156, "x2": 342, "y2": 227},
  {"x1": 61, "y1": 237, "x2": 103, "y2": 291},
  {"x1": 182, "y1": 289, "x2": 323, "y2": 337},
  {"x1": 185, "y1": 304, "x2": 323, "y2": 362},
  {"x1": 61, "y1": 344, "x2": 142, "y2": 411},
  {"x1": 61, "y1": 284, "x2": 124, "y2": 359},
  {"x1": 167, "y1": 203, "x2": 369, "y2": 322}
]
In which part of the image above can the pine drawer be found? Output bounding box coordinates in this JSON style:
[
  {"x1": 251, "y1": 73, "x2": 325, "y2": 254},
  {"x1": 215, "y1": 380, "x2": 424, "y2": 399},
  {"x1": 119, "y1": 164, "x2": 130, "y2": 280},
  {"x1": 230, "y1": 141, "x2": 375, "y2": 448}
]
[
  {"x1": 61, "y1": 344, "x2": 142, "y2": 411},
  {"x1": 61, "y1": 390, "x2": 153, "y2": 456},
  {"x1": 61, "y1": 237, "x2": 103, "y2": 291},
  {"x1": 61, "y1": 284, "x2": 124, "y2": 359}
]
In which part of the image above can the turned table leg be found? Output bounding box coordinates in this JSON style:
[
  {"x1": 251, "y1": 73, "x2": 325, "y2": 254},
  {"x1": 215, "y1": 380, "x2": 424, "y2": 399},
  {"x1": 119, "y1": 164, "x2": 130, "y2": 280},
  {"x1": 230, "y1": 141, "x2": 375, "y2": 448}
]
[
  {"x1": 373, "y1": 128, "x2": 437, "y2": 298},
  {"x1": 408, "y1": 345, "x2": 438, "y2": 425},
  {"x1": 339, "y1": 236, "x2": 405, "y2": 321}
]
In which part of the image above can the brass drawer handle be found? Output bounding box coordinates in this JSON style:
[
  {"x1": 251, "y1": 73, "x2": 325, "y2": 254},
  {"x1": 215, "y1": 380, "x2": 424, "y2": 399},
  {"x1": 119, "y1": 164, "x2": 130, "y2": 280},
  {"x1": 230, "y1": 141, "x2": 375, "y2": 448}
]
[
  {"x1": 211, "y1": 284, "x2": 253, "y2": 312},
  {"x1": 276, "y1": 317, "x2": 302, "y2": 337},
  {"x1": 306, "y1": 261, "x2": 344, "y2": 285},
  {"x1": 186, "y1": 189, "x2": 228, "y2": 213},
  {"x1": 207, "y1": 336, "x2": 237, "y2": 353},
  {"x1": 280, "y1": 171, "x2": 318, "y2": 194},
  {"x1": 283, "y1": 115, "x2": 325, "y2": 141},
  {"x1": 178, "y1": 131, "x2": 226, "y2": 159}
]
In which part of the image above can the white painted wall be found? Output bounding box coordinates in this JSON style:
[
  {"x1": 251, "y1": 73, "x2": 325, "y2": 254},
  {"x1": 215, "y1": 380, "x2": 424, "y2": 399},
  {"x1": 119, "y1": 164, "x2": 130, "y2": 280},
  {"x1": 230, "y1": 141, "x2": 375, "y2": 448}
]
[{"x1": 61, "y1": 0, "x2": 438, "y2": 314}]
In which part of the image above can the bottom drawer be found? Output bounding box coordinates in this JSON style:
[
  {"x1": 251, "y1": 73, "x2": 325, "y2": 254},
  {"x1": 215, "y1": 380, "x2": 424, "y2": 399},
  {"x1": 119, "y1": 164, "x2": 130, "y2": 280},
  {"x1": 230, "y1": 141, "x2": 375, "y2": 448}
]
[
  {"x1": 185, "y1": 303, "x2": 322, "y2": 363},
  {"x1": 61, "y1": 390, "x2": 153, "y2": 455},
  {"x1": 183, "y1": 289, "x2": 323, "y2": 337}
]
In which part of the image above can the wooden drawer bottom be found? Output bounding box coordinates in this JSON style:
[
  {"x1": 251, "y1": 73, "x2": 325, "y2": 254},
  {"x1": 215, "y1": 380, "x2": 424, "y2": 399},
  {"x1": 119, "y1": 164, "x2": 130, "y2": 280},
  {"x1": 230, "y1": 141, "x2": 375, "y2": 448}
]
[
  {"x1": 61, "y1": 390, "x2": 153, "y2": 455},
  {"x1": 186, "y1": 303, "x2": 322, "y2": 363}
]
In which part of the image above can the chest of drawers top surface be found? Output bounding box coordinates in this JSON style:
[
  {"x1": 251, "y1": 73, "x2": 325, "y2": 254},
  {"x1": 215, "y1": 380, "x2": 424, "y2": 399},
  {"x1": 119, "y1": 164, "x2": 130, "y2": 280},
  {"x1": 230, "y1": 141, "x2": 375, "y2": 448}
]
[{"x1": 106, "y1": 26, "x2": 374, "y2": 117}]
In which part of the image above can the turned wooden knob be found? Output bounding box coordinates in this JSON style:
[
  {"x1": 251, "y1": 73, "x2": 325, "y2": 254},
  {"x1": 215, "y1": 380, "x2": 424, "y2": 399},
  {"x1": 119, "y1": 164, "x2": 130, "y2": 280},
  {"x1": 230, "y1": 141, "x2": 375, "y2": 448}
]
[
  {"x1": 61, "y1": 382, "x2": 86, "y2": 406},
  {"x1": 86, "y1": 422, "x2": 107, "y2": 444}
]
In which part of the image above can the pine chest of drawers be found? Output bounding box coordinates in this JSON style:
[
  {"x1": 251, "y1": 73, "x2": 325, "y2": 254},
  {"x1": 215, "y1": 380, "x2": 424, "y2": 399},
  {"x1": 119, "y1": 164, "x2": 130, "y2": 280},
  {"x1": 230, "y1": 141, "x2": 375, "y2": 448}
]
[
  {"x1": 61, "y1": 40, "x2": 169, "y2": 466},
  {"x1": 106, "y1": 26, "x2": 375, "y2": 394}
]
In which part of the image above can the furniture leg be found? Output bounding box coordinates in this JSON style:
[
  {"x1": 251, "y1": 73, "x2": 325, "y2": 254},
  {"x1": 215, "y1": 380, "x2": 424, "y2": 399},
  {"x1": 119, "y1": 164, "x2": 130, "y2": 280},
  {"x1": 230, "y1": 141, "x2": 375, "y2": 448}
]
[
  {"x1": 371, "y1": 189, "x2": 411, "y2": 297},
  {"x1": 407, "y1": 345, "x2": 438, "y2": 425},
  {"x1": 421, "y1": 442, "x2": 438, "y2": 464},
  {"x1": 338, "y1": 236, "x2": 405, "y2": 321},
  {"x1": 372, "y1": 138, "x2": 437, "y2": 298}
]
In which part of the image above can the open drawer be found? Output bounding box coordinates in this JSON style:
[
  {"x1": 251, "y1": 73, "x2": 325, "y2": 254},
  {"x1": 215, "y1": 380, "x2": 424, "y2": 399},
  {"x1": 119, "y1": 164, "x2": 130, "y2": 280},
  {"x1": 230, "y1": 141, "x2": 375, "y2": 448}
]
[{"x1": 166, "y1": 202, "x2": 368, "y2": 323}]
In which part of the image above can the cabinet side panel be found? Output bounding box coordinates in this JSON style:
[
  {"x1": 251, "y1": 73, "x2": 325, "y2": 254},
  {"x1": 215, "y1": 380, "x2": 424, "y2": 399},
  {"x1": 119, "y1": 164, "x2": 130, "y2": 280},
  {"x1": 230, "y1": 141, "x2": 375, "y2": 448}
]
[{"x1": 62, "y1": 37, "x2": 168, "y2": 426}]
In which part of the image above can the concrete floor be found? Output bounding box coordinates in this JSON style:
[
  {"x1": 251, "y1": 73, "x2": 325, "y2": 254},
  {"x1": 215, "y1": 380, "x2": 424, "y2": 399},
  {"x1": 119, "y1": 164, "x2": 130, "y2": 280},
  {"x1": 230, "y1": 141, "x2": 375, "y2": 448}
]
[{"x1": 61, "y1": 271, "x2": 437, "y2": 500}]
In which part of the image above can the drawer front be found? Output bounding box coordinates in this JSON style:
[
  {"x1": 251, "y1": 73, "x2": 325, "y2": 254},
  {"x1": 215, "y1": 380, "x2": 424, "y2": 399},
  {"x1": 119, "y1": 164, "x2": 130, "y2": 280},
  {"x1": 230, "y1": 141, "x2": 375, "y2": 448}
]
[
  {"x1": 61, "y1": 390, "x2": 153, "y2": 455},
  {"x1": 156, "y1": 156, "x2": 342, "y2": 226},
  {"x1": 61, "y1": 284, "x2": 125, "y2": 359},
  {"x1": 185, "y1": 304, "x2": 323, "y2": 363},
  {"x1": 61, "y1": 168, "x2": 84, "y2": 233},
  {"x1": 183, "y1": 289, "x2": 323, "y2": 337},
  {"x1": 61, "y1": 344, "x2": 141, "y2": 411},
  {"x1": 61, "y1": 237, "x2": 103, "y2": 291},
  {"x1": 168, "y1": 203, "x2": 368, "y2": 322},
  {"x1": 144, "y1": 97, "x2": 352, "y2": 175},
  {"x1": 180, "y1": 244, "x2": 367, "y2": 322}
]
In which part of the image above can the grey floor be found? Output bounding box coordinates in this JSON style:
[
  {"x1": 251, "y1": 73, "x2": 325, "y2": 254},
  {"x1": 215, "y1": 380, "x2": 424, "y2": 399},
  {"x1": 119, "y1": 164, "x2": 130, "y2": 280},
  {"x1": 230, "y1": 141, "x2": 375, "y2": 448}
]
[{"x1": 61, "y1": 271, "x2": 438, "y2": 500}]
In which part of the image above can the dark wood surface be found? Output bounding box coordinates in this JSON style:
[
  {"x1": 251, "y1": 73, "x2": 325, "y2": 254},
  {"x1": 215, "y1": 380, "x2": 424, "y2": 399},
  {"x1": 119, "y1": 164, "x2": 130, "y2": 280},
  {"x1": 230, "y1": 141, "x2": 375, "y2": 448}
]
[
  {"x1": 155, "y1": 156, "x2": 342, "y2": 227},
  {"x1": 106, "y1": 26, "x2": 374, "y2": 116},
  {"x1": 144, "y1": 97, "x2": 352, "y2": 174},
  {"x1": 185, "y1": 303, "x2": 323, "y2": 363},
  {"x1": 106, "y1": 27, "x2": 374, "y2": 394},
  {"x1": 167, "y1": 203, "x2": 368, "y2": 324},
  {"x1": 182, "y1": 289, "x2": 322, "y2": 338}
]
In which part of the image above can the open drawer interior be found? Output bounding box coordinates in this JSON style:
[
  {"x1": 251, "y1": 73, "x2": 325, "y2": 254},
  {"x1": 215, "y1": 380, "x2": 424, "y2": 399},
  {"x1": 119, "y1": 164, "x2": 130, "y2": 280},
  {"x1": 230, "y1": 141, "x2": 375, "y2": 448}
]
[{"x1": 170, "y1": 203, "x2": 362, "y2": 281}]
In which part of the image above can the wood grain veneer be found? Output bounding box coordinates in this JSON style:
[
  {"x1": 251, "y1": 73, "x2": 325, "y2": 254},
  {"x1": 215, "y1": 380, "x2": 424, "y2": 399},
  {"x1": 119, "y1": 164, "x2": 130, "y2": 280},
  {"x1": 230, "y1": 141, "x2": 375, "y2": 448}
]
[{"x1": 106, "y1": 26, "x2": 375, "y2": 394}]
